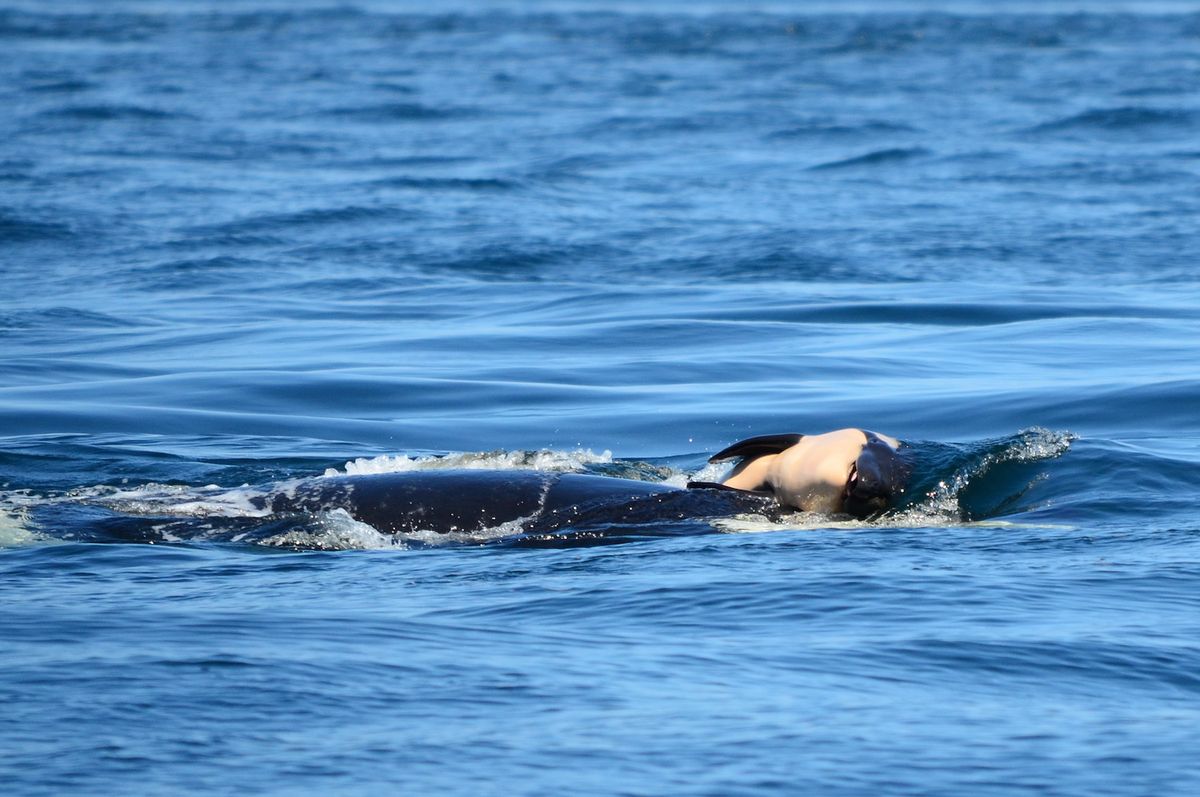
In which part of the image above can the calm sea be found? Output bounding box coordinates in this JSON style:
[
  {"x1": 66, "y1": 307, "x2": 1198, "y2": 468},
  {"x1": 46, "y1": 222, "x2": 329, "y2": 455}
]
[{"x1": 3, "y1": 1, "x2": 1199, "y2": 794}]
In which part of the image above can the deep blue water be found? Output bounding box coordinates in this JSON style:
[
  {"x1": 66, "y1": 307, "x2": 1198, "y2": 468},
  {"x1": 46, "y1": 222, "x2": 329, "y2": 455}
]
[{"x1": 3, "y1": 1, "x2": 1200, "y2": 794}]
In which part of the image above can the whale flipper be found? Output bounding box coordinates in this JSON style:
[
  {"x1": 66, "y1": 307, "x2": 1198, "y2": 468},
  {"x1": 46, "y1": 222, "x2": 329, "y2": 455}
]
[
  {"x1": 708, "y1": 433, "x2": 804, "y2": 463},
  {"x1": 685, "y1": 480, "x2": 775, "y2": 497}
]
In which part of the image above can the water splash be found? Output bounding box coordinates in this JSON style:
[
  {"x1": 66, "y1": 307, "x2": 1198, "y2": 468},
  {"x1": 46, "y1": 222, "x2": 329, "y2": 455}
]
[
  {"x1": 0, "y1": 506, "x2": 45, "y2": 547},
  {"x1": 60, "y1": 482, "x2": 272, "y2": 519},
  {"x1": 897, "y1": 427, "x2": 1075, "y2": 523},
  {"x1": 255, "y1": 509, "x2": 406, "y2": 551},
  {"x1": 325, "y1": 448, "x2": 613, "y2": 477}
]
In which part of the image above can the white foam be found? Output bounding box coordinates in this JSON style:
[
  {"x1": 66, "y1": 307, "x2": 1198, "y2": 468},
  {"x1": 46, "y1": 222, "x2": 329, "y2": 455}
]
[
  {"x1": 254, "y1": 507, "x2": 542, "y2": 550},
  {"x1": 662, "y1": 460, "x2": 731, "y2": 489},
  {"x1": 258, "y1": 509, "x2": 407, "y2": 550},
  {"x1": 711, "y1": 512, "x2": 858, "y2": 534},
  {"x1": 325, "y1": 448, "x2": 613, "y2": 477},
  {"x1": 713, "y1": 513, "x2": 1075, "y2": 535},
  {"x1": 76, "y1": 482, "x2": 274, "y2": 518},
  {"x1": 0, "y1": 489, "x2": 54, "y2": 546},
  {"x1": 393, "y1": 513, "x2": 539, "y2": 547},
  {"x1": 0, "y1": 507, "x2": 46, "y2": 547}
]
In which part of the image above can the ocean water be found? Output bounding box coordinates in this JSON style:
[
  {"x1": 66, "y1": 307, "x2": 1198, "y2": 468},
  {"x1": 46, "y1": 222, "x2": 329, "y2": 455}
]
[{"x1": 3, "y1": 1, "x2": 1200, "y2": 794}]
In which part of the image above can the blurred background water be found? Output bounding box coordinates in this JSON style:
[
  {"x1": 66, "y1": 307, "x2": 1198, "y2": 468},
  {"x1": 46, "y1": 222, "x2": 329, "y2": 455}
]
[{"x1": 2, "y1": 1, "x2": 1199, "y2": 794}]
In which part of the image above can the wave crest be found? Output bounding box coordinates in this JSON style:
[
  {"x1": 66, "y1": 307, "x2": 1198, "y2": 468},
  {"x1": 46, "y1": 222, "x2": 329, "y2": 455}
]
[
  {"x1": 899, "y1": 427, "x2": 1075, "y2": 523},
  {"x1": 325, "y1": 448, "x2": 613, "y2": 477}
]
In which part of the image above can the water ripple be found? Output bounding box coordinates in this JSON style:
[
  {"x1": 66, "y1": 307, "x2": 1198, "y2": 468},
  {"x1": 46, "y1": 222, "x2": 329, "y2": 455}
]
[
  {"x1": 1026, "y1": 106, "x2": 1198, "y2": 135},
  {"x1": 810, "y1": 147, "x2": 932, "y2": 170}
]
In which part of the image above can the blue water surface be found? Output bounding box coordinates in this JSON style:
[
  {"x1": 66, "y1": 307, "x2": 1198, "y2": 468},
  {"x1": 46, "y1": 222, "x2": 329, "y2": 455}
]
[{"x1": 3, "y1": 1, "x2": 1200, "y2": 794}]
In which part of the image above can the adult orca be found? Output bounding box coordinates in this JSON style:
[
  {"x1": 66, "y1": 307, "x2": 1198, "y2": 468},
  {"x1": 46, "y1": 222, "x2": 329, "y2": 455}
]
[
  {"x1": 261, "y1": 429, "x2": 910, "y2": 537},
  {"x1": 263, "y1": 469, "x2": 677, "y2": 535}
]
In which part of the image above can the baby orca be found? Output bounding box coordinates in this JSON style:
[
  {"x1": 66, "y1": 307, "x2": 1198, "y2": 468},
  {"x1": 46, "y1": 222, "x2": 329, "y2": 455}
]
[{"x1": 690, "y1": 428, "x2": 910, "y2": 519}]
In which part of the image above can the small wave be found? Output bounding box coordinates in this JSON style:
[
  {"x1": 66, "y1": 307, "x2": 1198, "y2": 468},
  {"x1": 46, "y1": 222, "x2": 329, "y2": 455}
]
[
  {"x1": 315, "y1": 103, "x2": 475, "y2": 122},
  {"x1": 653, "y1": 240, "x2": 883, "y2": 282},
  {"x1": 26, "y1": 79, "x2": 96, "y2": 94},
  {"x1": 139, "y1": 255, "x2": 266, "y2": 274},
  {"x1": 325, "y1": 449, "x2": 614, "y2": 477},
  {"x1": 0, "y1": 210, "x2": 72, "y2": 242},
  {"x1": 419, "y1": 241, "x2": 614, "y2": 282},
  {"x1": 901, "y1": 428, "x2": 1075, "y2": 523},
  {"x1": 586, "y1": 113, "x2": 720, "y2": 137},
  {"x1": 1026, "y1": 107, "x2": 1196, "y2": 134},
  {"x1": 191, "y1": 7, "x2": 364, "y2": 36},
  {"x1": 0, "y1": 306, "x2": 139, "y2": 333},
  {"x1": 524, "y1": 153, "x2": 634, "y2": 182},
  {"x1": 767, "y1": 121, "x2": 918, "y2": 140},
  {"x1": 809, "y1": 147, "x2": 931, "y2": 171},
  {"x1": 825, "y1": 26, "x2": 924, "y2": 55},
  {"x1": 1118, "y1": 85, "x2": 1193, "y2": 99},
  {"x1": 35, "y1": 104, "x2": 192, "y2": 122},
  {"x1": 188, "y1": 205, "x2": 407, "y2": 236},
  {"x1": 0, "y1": 10, "x2": 166, "y2": 42},
  {"x1": 366, "y1": 176, "x2": 516, "y2": 191},
  {"x1": 0, "y1": 159, "x2": 34, "y2": 181},
  {"x1": 339, "y1": 155, "x2": 477, "y2": 169},
  {"x1": 130, "y1": 256, "x2": 270, "y2": 290}
]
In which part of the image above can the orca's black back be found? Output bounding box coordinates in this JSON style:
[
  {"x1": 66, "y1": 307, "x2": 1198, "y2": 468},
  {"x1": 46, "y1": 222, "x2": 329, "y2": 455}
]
[{"x1": 269, "y1": 470, "x2": 676, "y2": 534}]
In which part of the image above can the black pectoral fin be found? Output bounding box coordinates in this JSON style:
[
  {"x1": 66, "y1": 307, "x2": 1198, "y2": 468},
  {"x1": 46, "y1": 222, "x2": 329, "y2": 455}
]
[
  {"x1": 708, "y1": 433, "x2": 804, "y2": 463},
  {"x1": 686, "y1": 481, "x2": 775, "y2": 498},
  {"x1": 686, "y1": 480, "x2": 736, "y2": 491}
]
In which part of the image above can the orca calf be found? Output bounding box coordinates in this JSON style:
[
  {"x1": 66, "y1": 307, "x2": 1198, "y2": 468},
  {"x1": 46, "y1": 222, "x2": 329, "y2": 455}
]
[{"x1": 693, "y1": 428, "x2": 910, "y2": 518}]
